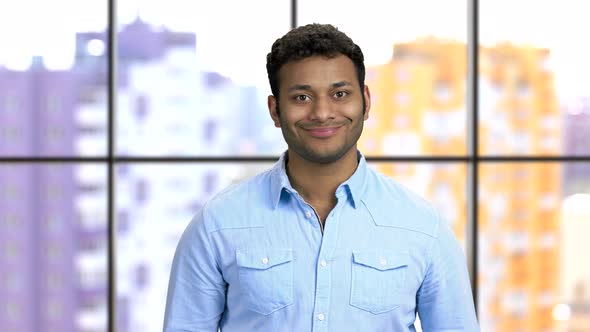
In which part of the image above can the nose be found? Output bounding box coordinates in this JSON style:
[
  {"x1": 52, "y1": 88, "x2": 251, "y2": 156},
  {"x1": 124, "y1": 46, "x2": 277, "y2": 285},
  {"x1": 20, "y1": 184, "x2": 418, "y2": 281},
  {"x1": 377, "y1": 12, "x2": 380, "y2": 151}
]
[{"x1": 310, "y1": 95, "x2": 335, "y2": 122}]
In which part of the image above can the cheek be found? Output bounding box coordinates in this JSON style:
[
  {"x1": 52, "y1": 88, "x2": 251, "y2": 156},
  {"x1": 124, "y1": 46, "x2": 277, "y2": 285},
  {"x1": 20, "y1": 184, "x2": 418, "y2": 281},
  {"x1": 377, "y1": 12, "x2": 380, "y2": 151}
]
[
  {"x1": 280, "y1": 116, "x2": 298, "y2": 132},
  {"x1": 343, "y1": 105, "x2": 365, "y2": 121},
  {"x1": 280, "y1": 112, "x2": 301, "y2": 127}
]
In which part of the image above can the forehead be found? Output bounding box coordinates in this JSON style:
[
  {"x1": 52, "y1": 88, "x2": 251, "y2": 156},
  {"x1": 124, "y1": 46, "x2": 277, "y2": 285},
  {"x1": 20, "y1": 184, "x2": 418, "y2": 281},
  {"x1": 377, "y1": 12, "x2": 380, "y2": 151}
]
[{"x1": 278, "y1": 54, "x2": 358, "y2": 89}]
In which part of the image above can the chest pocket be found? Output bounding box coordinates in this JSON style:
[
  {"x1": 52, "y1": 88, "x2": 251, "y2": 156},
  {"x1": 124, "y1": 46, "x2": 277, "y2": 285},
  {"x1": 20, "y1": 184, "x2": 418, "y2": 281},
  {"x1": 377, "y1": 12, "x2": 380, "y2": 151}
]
[
  {"x1": 350, "y1": 250, "x2": 410, "y2": 314},
  {"x1": 236, "y1": 248, "x2": 294, "y2": 315}
]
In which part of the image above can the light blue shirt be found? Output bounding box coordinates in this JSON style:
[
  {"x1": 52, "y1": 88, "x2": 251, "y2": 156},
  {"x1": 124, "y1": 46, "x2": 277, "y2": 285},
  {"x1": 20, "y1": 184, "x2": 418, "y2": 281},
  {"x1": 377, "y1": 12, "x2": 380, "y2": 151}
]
[{"x1": 164, "y1": 152, "x2": 479, "y2": 331}]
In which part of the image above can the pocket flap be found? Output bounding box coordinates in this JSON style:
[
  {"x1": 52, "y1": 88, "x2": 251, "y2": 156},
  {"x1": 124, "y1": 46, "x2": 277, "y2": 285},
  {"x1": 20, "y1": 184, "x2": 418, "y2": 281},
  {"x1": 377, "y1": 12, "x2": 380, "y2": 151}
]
[
  {"x1": 352, "y1": 250, "x2": 409, "y2": 271},
  {"x1": 236, "y1": 248, "x2": 293, "y2": 270}
]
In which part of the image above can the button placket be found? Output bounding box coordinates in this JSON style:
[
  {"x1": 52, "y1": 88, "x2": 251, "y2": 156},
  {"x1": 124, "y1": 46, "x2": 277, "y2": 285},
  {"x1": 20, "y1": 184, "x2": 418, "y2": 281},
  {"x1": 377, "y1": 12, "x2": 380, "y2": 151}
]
[{"x1": 311, "y1": 198, "x2": 345, "y2": 332}]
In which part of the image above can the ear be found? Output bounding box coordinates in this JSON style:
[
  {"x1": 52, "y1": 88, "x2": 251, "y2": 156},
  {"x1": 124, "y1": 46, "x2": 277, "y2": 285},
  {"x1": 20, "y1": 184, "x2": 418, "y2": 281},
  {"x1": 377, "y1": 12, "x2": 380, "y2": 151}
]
[
  {"x1": 363, "y1": 85, "x2": 371, "y2": 121},
  {"x1": 268, "y1": 95, "x2": 281, "y2": 128}
]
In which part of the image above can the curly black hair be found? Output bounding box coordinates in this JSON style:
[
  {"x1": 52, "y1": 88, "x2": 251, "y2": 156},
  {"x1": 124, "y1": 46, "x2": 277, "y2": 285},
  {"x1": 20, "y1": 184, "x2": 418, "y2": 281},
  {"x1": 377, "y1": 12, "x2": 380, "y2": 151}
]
[{"x1": 266, "y1": 23, "x2": 365, "y2": 101}]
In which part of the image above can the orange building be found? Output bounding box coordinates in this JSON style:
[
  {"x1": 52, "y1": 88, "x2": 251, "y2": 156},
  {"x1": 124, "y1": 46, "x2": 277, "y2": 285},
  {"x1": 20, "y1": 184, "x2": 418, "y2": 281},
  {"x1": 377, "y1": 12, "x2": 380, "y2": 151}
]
[
  {"x1": 479, "y1": 44, "x2": 561, "y2": 331},
  {"x1": 362, "y1": 39, "x2": 562, "y2": 331}
]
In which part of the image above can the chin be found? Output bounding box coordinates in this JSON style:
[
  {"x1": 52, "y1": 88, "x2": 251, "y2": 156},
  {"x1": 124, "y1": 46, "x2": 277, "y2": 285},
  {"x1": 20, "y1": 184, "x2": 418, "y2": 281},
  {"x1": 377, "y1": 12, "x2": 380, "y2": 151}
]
[
  {"x1": 305, "y1": 154, "x2": 342, "y2": 164},
  {"x1": 300, "y1": 147, "x2": 353, "y2": 165}
]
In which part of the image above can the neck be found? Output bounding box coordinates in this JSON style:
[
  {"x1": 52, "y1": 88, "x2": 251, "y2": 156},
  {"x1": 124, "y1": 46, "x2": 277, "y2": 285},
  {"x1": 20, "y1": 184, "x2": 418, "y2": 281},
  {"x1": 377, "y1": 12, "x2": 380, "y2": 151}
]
[{"x1": 286, "y1": 147, "x2": 359, "y2": 205}]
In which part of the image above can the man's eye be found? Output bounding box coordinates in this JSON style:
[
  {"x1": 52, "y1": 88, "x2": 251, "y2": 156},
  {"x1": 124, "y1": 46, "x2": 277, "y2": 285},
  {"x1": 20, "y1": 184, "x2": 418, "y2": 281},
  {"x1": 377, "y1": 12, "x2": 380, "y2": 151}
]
[
  {"x1": 334, "y1": 91, "x2": 348, "y2": 98},
  {"x1": 296, "y1": 95, "x2": 309, "y2": 101}
]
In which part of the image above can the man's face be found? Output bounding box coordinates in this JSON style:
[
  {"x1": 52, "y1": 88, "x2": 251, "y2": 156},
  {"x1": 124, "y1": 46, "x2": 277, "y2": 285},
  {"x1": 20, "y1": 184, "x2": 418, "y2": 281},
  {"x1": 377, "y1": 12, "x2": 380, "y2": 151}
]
[{"x1": 268, "y1": 54, "x2": 370, "y2": 164}]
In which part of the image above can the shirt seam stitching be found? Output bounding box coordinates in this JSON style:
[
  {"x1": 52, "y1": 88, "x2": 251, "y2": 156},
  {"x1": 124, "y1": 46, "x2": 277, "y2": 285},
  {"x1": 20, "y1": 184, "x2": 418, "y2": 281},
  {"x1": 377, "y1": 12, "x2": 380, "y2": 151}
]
[
  {"x1": 201, "y1": 202, "x2": 224, "y2": 273},
  {"x1": 418, "y1": 214, "x2": 440, "y2": 299}
]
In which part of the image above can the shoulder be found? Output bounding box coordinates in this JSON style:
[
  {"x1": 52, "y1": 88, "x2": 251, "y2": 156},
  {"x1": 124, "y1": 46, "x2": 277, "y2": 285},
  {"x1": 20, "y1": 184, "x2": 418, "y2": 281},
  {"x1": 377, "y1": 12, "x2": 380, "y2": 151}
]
[
  {"x1": 361, "y1": 168, "x2": 442, "y2": 238},
  {"x1": 199, "y1": 168, "x2": 274, "y2": 233}
]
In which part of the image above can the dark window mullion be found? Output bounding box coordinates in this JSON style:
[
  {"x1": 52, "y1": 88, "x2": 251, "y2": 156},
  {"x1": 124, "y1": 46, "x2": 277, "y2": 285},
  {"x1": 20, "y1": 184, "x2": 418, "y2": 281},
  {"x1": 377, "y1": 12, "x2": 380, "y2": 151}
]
[
  {"x1": 291, "y1": 0, "x2": 297, "y2": 29},
  {"x1": 107, "y1": 0, "x2": 116, "y2": 330},
  {"x1": 1, "y1": 155, "x2": 590, "y2": 163},
  {"x1": 467, "y1": 0, "x2": 479, "y2": 313}
]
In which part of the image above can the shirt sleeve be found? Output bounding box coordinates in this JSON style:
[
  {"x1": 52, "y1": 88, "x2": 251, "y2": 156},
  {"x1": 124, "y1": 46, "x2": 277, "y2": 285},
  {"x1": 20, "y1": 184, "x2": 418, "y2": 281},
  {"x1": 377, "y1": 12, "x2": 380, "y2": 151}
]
[
  {"x1": 163, "y1": 208, "x2": 226, "y2": 332},
  {"x1": 416, "y1": 215, "x2": 480, "y2": 332}
]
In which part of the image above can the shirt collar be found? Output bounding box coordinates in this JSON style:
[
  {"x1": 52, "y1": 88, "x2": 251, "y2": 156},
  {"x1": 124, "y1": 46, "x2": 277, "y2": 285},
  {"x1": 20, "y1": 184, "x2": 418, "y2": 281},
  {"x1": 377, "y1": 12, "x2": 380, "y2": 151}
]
[
  {"x1": 339, "y1": 151, "x2": 368, "y2": 209},
  {"x1": 269, "y1": 150, "x2": 368, "y2": 210},
  {"x1": 269, "y1": 151, "x2": 293, "y2": 209}
]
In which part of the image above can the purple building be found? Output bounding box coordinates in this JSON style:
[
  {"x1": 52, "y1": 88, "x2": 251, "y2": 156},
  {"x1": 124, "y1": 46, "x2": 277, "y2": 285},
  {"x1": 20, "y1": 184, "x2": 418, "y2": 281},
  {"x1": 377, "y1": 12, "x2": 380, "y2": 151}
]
[
  {"x1": 563, "y1": 98, "x2": 590, "y2": 194},
  {"x1": 0, "y1": 18, "x2": 198, "y2": 332},
  {"x1": 0, "y1": 62, "x2": 83, "y2": 330},
  {"x1": 0, "y1": 32, "x2": 104, "y2": 332},
  {"x1": 0, "y1": 164, "x2": 37, "y2": 332}
]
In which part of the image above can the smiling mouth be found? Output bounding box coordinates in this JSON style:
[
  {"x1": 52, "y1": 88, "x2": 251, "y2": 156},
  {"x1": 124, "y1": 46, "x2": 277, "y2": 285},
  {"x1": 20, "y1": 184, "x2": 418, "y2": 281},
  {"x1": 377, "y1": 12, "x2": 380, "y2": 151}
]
[{"x1": 305, "y1": 126, "x2": 342, "y2": 138}]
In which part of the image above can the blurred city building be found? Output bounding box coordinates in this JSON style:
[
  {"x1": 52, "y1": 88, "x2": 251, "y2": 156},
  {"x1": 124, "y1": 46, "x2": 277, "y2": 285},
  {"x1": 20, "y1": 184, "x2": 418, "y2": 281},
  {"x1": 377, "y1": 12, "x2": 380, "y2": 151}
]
[
  {"x1": 0, "y1": 55, "x2": 108, "y2": 331},
  {"x1": 563, "y1": 97, "x2": 590, "y2": 195},
  {"x1": 479, "y1": 44, "x2": 561, "y2": 331}
]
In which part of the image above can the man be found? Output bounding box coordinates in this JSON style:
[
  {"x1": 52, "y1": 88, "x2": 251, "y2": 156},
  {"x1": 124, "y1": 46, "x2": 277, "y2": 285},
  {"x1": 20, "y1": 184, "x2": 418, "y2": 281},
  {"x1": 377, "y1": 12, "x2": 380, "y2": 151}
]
[{"x1": 164, "y1": 23, "x2": 479, "y2": 331}]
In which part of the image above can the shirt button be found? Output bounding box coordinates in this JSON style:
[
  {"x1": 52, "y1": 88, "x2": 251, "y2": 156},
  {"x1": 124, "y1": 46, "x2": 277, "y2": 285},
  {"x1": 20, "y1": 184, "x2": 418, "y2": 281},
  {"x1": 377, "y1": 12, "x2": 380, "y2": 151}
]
[
  {"x1": 261, "y1": 257, "x2": 269, "y2": 265},
  {"x1": 317, "y1": 313, "x2": 325, "y2": 321},
  {"x1": 379, "y1": 258, "x2": 387, "y2": 266},
  {"x1": 320, "y1": 260, "x2": 327, "y2": 268},
  {"x1": 305, "y1": 211, "x2": 312, "y2": 218}
]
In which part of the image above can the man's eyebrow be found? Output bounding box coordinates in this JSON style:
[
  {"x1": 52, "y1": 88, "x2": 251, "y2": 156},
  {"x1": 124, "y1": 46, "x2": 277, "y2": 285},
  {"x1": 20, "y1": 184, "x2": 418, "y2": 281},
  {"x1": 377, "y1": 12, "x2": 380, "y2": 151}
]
[
  {"x1": 331, "y1": 81, "x2": 353, "y2": 89},
  {"x1": 287, "y1": 81, "x2": 353, "y2": 92},
  {"x1": 287, "y1": 84, "x2": 312, "y2": 92}
]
